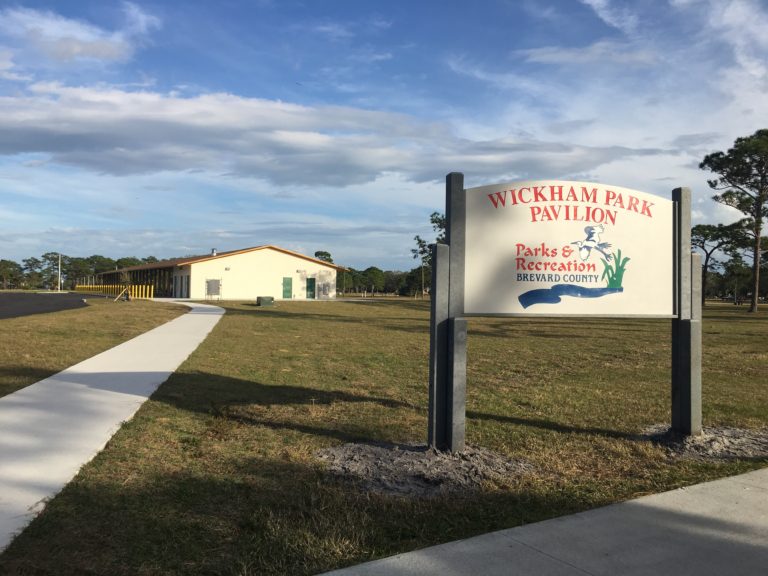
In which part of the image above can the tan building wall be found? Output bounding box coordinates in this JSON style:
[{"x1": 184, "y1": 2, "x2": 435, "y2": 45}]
[{"x1": 171, "y1": 247, "x2": 337, "y2": 300}]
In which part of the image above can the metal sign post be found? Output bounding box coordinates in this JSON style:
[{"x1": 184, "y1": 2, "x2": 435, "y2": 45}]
[
  {"x1": 672, "y1": 187, "x2": 702, "y2": 435},
  {"x1": 428, "y1": 173, "x2": 467, "y2": 452},
  {"x1": 428, "y1": 174, "x2": 703, "y2": 453}
]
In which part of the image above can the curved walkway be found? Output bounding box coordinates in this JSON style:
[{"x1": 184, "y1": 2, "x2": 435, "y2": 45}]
[{"x1": 0, "y1": 301, "x2": 224, "y2": 551}]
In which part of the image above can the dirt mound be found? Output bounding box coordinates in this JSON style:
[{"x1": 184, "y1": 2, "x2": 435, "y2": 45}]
[
  {"x1": 316, "y1": 442, "x2": 533, "y2": 498},
  {"x1": 642, "y1": 425, "x2": 768, "y2": 460}
]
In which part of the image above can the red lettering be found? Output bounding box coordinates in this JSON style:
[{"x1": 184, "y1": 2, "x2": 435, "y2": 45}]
[
  {"x1": 488, "y1": 191, "x2": 507, "y2": 209},
  {"x1": 641, "y1": 200, "x2": 654, "y2": 217},
  {"x1": 581, "y1": 187, "x2": 598, "y2": 203}
]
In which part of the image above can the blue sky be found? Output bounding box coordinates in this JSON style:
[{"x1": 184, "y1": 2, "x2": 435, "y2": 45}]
[{"x1": 1, "y1": 0, "x2": 766, "y2": 270}]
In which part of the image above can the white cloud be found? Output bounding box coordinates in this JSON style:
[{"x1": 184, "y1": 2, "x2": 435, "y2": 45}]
[
  {"x1": 446, "y1": 56, "x2": 548, "y2": 97},
  {"x1": 122, "y1": 1, "x2": 162, "y2": 36},
  {"x1": 0, "y1": 48, "x2": 31, "y2": 81},
  {"x1": 520, "y1": 40, "x2": 656, "y2": 65},
  {"x1": 312, "y1": 22, "x2": 354, "y2": 40},
  {"x1": 0, "y1": 7, "x2": 129, "y2": 62},
  {"x1": 0, "y1": 82, "x2": 667, "y2": 188},
  {"x1": 579, "y1": 0, "x2": 639, "y2": 34},
  {"x1": 0, "y1": 3, "x2": 160, "y2": 64},
  {"x1": 705, "y1": 1, "x2": 768, "y2": 79}
]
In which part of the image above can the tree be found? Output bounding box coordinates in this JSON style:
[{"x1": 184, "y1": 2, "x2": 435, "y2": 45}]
[
  {"x1": 411, "y1": 211, "x2": 446, "y2": 298},
  {"x1": 40, "y1": 252, "x2": 63, "y2": 289},
  {"x1": 65, "y1": 257, "x2": 92, "y2": 288},
  {"x1": 86, "y1": 255, "x2": 117, "y2": 275},
  {"x1": 691, "y1": 223, "x2": 747, "y2": 306},
  {"x1": 0, "y1": 259, "x2": 23, "y2": 290},
  {"x1": 383, "y1": 270, "x2": 405, "y2": 294},
  {"x1": 363, "y1": 266, "x2": 385, "y2": 294},
  {"x1": 116, "y1": 257, "x2": 143, "y2": 269},
  {"x1": 429, "y1": 211, "x2": 447, "y2": 243},
  {"x1": 700, "y1": 129, "x2": 768, "y2": 312},
  {"x1": 22, "y1": 257, "x2": 42, "y2": 289},
  {"x1": 721, "y1": 251, "x2": 752, "y2": 304},
  {"x1": 314, "y1": 251, "x2": 333, "y2": 263},
  {"x1": 411, "y1": 235, "x2": 430, "y2": 297}
]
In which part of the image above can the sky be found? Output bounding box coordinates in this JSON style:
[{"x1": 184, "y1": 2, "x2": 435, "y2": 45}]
[{"x1": 0, "y1": 0, "x2": 766, "y2": 270}]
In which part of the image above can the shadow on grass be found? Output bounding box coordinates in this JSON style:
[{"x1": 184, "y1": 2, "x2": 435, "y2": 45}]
[
  {"x1": 220, "y1": 307, "x2": 432, "y2": 338},
  {"x1": 3, "y1": 442, "x2": 767, "y2": 575},
  {"x1": 155, "y1": 370, "x2": 657, "y2": 448},
  {"x1": 151, "y1": 370, "x2": 418, "y2": 445},
  {"x1": 0, "y1": 366, "x2": 79, "y2": 399},
  {"x1": 467, "y1": 410, "x2": 639, "y2": 441},
  {"x1": 0, "y1": 452, "x2": 591, "y2": 576},
  {"x1": 157, "y1": 370, "x2": 414, "y2": 411}
]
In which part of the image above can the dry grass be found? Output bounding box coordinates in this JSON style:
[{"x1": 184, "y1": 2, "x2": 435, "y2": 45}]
[
  {"x1": 0, "y1": 300, "x2": 765, "y2": 575},
  {"x1": 0, "y1": 297, "x2": 186, "y2": 398}
]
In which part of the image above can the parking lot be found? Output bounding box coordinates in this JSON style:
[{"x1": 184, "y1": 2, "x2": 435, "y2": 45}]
[{"x1": 0, "y1": 292, "x2": 89, "y2": 320}]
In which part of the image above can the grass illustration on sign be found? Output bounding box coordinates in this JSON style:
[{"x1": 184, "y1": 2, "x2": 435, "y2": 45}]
[
  {"x1": 518, "y1": 226, "x2": 628, "y2": 309},
  {"x1": 601, "y1": 249, "x2": 630, "y2": 289}
]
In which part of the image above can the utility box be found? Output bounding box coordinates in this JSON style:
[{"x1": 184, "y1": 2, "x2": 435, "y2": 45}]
[
  {"x1": 256, "y1": 296, "x2": 274, "y2": 306},
  {"x1": 206, "y1": 279, "x2": 222, "y2": 299}
]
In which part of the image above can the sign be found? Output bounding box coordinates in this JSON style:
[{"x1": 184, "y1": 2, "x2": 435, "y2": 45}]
[{"x1": 464, "y1": 180, "x2": 674, "y2": 316}]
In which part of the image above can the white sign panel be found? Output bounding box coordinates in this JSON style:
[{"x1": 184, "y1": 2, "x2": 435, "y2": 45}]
[{"x1": 464, "y1": 180, "x2": 674, "y2": 316}]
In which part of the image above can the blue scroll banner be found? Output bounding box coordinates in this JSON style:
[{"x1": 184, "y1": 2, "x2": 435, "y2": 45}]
[{"x1": 519, "y1": 284, "x2": 623, "y2": 309}]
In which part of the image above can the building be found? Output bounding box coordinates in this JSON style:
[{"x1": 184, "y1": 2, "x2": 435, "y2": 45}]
[{"x1": 94, "y1": 245, "x2": 344, "y2": 300}]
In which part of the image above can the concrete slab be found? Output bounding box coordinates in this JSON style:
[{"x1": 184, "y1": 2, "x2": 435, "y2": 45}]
[
  {"x1": 0, "y1": 301, "x2": 223, "y2": 552},
  {"x1": 321, "y1": 468, "x2": 768, "y2": 576}
]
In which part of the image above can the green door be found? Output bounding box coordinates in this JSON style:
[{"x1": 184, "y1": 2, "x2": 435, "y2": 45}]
[
  {"x1": 282, "y1": 277, "x2": 292, "y2": 299},
  {"x1": 306, "y1": 278, "x2": 316, "y2": 299}
]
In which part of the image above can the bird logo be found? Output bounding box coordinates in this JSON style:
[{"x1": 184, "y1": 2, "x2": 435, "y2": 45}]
[{"x1": 571, "y1": 225, "x2": 613, "y2": 262}]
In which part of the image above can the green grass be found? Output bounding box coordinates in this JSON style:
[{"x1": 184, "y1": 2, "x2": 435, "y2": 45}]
[
  {"x1": 0, "y1": 298, "x2": 186, "y2": 398},
  {"x1": 0, "y1": 300, "x2": 765, "y2": 575}
]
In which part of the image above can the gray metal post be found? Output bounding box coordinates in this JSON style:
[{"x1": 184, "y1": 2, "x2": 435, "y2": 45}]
[
  {"x1": 427, "y1": 173, "x2": 467, "y2": 452},
  {"x1": 446, "y1": 173, "x2": 467, "y2": 452},
  {"x1": 690, "y1": 253, "x2": 703, "y2": 433},
  {"x1": 671, "y1": 187, "x2": 702, "y2": 435},
  {"x1": 446, "y1": 172, "x2": 465, "y2": 319},
  {"x1": 428, "y1": 243, "x2": 450, "y2": 448},
  {"x1": 447, "y1": 317, "x2": 467, "y2": 451}
]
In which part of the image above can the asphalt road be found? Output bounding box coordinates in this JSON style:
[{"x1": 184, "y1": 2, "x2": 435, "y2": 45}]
[{"x1": 0, "y1": 292, "x2": 90, "y2": 320}]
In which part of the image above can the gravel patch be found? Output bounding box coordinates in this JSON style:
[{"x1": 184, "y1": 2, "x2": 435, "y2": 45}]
[
  {"x1": 641, "y1": 425, "x2": 768, "y2": 460},
  {"x1": 316, "y1": 442, "x2": 534, "y2": 498}
]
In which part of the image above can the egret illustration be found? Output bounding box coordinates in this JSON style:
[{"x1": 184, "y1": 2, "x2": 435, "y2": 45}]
[{"x1": 571, "y1": 225, "x2": 613, "y2": 261}]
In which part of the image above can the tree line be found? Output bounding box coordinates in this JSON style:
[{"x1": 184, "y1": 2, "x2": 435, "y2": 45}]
[
  {"x1": 314, "y1": 250, "x2": 429, "y2": 297},
  {"x1": 0, "y1": 254, "x2": 159, "y2": 290}
]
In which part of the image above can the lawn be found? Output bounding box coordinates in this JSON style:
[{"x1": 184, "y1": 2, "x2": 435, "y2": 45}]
[
  {"x1": 0, "y1": 300, "x2": 765, "y2": 575},
  {"x1": 0, "y1": 297, "x2": 186, "y2": 398}
]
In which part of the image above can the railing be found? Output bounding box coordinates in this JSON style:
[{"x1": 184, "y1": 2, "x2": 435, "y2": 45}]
[{"x1": 74, "y1": 284, "x2": 155, "y2": 300}]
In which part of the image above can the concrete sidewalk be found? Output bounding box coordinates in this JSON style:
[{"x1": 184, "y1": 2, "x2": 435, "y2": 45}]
[
  {"x1": 0, "y1": 301, "x2": 224, "y2": 551},
  {"x1": 322, "y1": 467, "x2": 768, "y2": 576}
]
